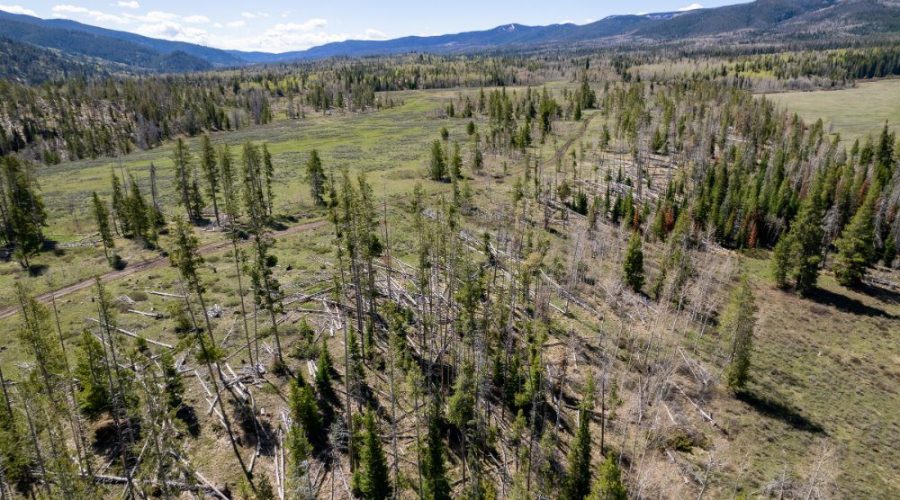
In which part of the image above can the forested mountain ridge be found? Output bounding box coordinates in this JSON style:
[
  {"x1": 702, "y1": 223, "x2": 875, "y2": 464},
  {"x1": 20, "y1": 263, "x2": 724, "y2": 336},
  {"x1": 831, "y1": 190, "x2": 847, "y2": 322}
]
[
  {"x1": 0, "y1": 10, "x2": 236, "y2": 70},
  {"x1": 0, "y1": 36, "x2": 115, "y2": 84},
  {"x1": 1, "y1": 0, "x2": 899, "y2": 78}
]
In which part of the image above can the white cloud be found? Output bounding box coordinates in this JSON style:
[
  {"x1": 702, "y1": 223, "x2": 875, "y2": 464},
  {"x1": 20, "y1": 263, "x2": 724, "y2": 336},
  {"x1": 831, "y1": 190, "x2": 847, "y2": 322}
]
[
  {"x1": 240, "y1": 11, "x2": 268, "y2": 19},
  {"x1": 134, "y1": 10, "x2": 178, "y2": 22},
  {"x1": 210, "y1": 20, "x2": 388, "y2": 53},
  {"x1": 362, "y1": 28, "x2": 388, "y2": 40},
  {"x1": 677, "y1": 3, "x2": 703, "y2": 11},
  {"x1": 52, "y1": 4, "x2": 128, "y2": 24},
  {"x1": 132, "y1": 20, "x2": 209, "y2": 44},
  {"x1": 0, "y1": 3, "x2": 37, "y2": 15},
  {"x1": 38, "y1": 5, "x2": 385, "y2": 54},
  {"x1": 276, "y1": 18, "x2": 328, "y2": 31},
  {"x1": 183, "y1": 15, "x2": 210, "y2": 24}
]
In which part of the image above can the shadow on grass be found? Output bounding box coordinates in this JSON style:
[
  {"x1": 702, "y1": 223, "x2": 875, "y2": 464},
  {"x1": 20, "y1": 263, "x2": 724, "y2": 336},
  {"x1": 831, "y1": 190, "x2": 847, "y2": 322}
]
[
  {"x1": 857, "y1": 281, "x2": 900, "y2": 306},
  {"x1": 176, "y1": 405, "x2": 201, "y2": 438},
  {"x1": 27, "y1": 263, "x2": 48, "y2": 276},
  {"x1": 806, "y1": 287, "x2": 895, "y2": 318},
  {"x1": 735, "y1": 389, "x2": 825, "y2": 434}
]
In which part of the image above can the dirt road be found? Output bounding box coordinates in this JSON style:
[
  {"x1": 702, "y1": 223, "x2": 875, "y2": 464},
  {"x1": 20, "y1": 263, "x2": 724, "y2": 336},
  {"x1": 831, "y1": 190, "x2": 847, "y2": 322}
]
[{"x1": 0, "y1": 219, "x2": 329, "y2": 321}]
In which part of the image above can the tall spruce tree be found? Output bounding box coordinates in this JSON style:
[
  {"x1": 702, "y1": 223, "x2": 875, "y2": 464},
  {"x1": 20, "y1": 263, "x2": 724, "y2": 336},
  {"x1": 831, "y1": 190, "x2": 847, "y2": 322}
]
[
  {"x1": 587, "y1": 455, "x2": 627, "y2": 500},
  {"x1": 563, "y1": 381, "x2": 594, "y2": 500},
  {"x1": 768, "y1": 172, "x2": 817, "y2": 294},
  {"x1": 875, "y1": 122, "x2": 895, "y2": 188},
  {"x1": 199, "y1": 134, "x2": 221, "y2": 225},
  {"x1": 421, "y1": 401, "x2": 451, "y2": 500},
  {"x1": 833, "y1": 189, "x2": 876, "y2": 288},
  {"x1": 785, "y1": 179, "x2": 825, "y2": 295},
  {"x1": 91, "y1": 192, "x2": 115, "y2": 265},
  {"x1": 429, "y1": 140, "x2": 446, "y2": 181},
  {"x1": 357, "y1": 409, "x2": 392, "y2": 500},
  {"x1": 110, "y1": 170, "x2": 127, "y2": 236},
  {"x1": 3, "y1": 157, "x2": 46, "y2": 269},
  {"x1": 721, "y1": 276, "x2": 757, "y2": 391},
  {"x1": 289, "y1": 378, "x2": 322, "y2": 444},
  {"x1": 623, "y1": 231, "x2": 644, "y2": 293},
  {"x1": 306, "y1": 149, "x2": 326, "y2": 206},
  {"x1": 173, "y1": 138, "x2": 203, "y2": 222}
]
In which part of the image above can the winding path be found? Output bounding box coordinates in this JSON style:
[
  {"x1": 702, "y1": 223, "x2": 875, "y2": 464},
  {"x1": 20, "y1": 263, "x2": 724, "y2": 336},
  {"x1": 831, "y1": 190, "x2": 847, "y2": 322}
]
[{"x1": 0, "y1": 219, "x2": 329, "y2": 321}]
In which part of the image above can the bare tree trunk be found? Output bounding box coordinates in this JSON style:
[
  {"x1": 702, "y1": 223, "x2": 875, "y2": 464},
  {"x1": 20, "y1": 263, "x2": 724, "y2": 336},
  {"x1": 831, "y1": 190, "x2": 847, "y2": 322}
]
[
  {"x1": 51, "y1": 294, "x2": 92, "y2": 478},
  {"x1": 231, "y1": 239, "x2": 255, "y2": 373}
]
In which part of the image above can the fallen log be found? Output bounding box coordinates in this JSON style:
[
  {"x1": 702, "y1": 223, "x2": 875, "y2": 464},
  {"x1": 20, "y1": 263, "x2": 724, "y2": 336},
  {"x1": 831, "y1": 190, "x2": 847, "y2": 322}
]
[{"x1": 86, "y1": 318, "x2": 174, "y2": 349}]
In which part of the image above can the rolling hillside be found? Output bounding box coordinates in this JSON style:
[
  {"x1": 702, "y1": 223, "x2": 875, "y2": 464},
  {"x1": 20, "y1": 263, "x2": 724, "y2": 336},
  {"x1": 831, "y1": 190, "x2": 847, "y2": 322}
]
[{"x1": 0, "y1": 0, "x2": 898, "y2": 78}]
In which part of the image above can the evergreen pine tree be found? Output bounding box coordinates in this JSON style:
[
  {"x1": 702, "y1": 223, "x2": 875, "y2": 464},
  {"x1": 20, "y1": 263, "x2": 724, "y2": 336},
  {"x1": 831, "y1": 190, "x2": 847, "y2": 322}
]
[
  {"x1": 587, "y1": 455, "x2": 627, "y2": 500},
  {"x1": 173, "y1": 138, "x2": 202, "y2": 222},
  {"x1": 110, "y1": 169, "x2": 127, "y2": 235},
  {"x1": 159, "y1": 350, "x2": 184, "y2": 413},
  {"x1": 358, "y1": 409, "x2": 392, "y2": 500},
  {"x1": 261, "y1": 144, "x2": 275, "y2": 216},
  {"x1": 290, "y1": 378, "x2": 322, "y2": 444},
  {"x1": 73, "y1": 329, "x2": 111, "y2": 420},
  {"x1": 771, "y1": 232, "x2": 794, "y2": 289},
  {"x1": 0, "y1": 366, "x2": 33, "y2": 495},
  {"x1": 875, "y1": 122, "x2": 895, "y2": 188},
  {"x1": 316, "y1": 334, "x2": 335, "y2": 401},
  {"x1": 91, "y1": 192, "x2": 115, "y2": 265},
  {"x1": 429, "y1": 140, "x2": 446, "y2": 181},
  {"x1": 563, "y1": 403, "x2": 593, "y2": 499},
  {"x1": 421, "y1": 401, "x2": 451, "y2": 500},
  {"x1": 623, "y1": 231, "x2": 644, "y2": 293},
  {"x1": 449, "y1": 142, "x2": 463, "y2": 180},
  {"x1": 721, "y1": 276, "x2": 757, "y2": 391},
  {"x1": 3, "y1": 157, "x2": 46, "y2": 269},
  {"x1": 286, "y1": 420, "x2": 315, "y2": 499},
  {"x1": 125, "y1": 176, "x2": 153, "y2": 246},
  {"x1": 833, "y1": 190, "x2": 876, "y2": 288},
  {"x1": 199, "y1": 134, "x2": 221, "y2": 224},
  {"x1": 789, "y1": 184, "x2": 825, "y2": 295},
  {"x1": 306, "y1": 149, "x2": 326, "y2": 206},
  {"x1": 472, "y1": 141, "x2": 484, "y2": 174}
]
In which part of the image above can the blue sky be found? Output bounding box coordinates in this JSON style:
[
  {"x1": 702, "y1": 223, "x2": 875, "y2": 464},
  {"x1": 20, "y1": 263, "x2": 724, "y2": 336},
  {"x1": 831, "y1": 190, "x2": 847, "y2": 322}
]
[{"x1": 2, "y1": 1, "x2": 745, "y2": 52}]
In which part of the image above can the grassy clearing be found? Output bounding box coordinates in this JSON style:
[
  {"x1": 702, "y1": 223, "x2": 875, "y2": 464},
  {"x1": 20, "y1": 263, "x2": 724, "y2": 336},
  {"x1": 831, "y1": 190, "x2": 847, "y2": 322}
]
[
  {"x1": 713, "y1": 256, "x2": 900, "y2": 498},
  {"x1": 0, "y1": 87, "x2": 480, "y2": 307},
  {"x1": 764, "y1": 79, "x2": 900, "y2": 142}
]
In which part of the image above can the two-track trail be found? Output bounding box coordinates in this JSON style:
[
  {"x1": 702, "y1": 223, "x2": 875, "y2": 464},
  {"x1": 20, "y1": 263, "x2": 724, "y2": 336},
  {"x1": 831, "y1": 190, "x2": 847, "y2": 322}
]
[{"x1": 0, "y1": 219, "x2": 329, "y2": 321}]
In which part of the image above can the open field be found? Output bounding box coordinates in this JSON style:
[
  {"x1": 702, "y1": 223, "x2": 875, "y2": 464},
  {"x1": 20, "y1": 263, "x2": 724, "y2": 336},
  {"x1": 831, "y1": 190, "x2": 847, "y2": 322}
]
[
  {"x1": 764, "y1": 79, "x2": 900, "y2": 142},
  {"x1": 0, "y1": 88, "x2": 482, "y2": 307}
]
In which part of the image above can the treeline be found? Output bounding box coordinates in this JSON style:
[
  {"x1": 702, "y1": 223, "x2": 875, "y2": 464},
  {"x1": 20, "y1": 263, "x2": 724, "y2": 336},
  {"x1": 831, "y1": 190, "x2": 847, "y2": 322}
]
[
  {"x1": 728, "y1": 45, "x2": 900, "y2": 83},
  {"x1": 610, "y1": 44, "x2": 900, "y2": 91},
  {"x1": 0, "y1": 53, "x2": 575, "y2": 166},
  {"x1": 0, "y1": 75, "x2": 265, "y2": 164}
]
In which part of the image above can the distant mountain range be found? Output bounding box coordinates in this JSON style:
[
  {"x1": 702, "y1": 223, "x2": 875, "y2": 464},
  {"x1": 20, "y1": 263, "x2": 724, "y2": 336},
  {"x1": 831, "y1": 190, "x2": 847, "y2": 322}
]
[{"x1": 0, "y1": 0, "x2": 898, "y2": 80}]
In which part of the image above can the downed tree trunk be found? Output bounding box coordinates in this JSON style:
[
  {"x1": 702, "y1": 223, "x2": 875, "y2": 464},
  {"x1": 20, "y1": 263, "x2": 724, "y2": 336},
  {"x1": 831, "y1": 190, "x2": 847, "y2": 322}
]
[
  {"x1": 86, "y1": 318, "x2": 174, "y2": 349},
  {"x1": 79, "y1": 473, "x2": 225, "y2": 497}
]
